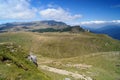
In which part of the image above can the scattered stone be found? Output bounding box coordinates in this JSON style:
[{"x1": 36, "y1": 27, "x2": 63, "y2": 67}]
[
  {"x1": 27, "y1": 52, "x2": 38, "y2": 67},
  {"x1": 65, "y1": 78, "x2": 71, "y2": 80}
]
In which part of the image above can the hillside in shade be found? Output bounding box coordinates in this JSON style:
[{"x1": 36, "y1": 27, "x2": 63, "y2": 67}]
[{"x1": 90, "y1": 25, "x2": 120, "y2": 40}]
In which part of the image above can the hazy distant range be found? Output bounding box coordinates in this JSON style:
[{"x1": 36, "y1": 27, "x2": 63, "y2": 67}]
[{"x1": 0, "y1": 20, "x2": 120, "y2": 40}]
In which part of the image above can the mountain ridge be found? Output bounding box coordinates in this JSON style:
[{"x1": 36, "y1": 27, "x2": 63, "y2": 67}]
[
  {"x1": 91, "y1": 25, "x2": 120, "y2": 40},
  {"x1": 0, "y1": 20, "x2": 86, "y2": 33},
  {"x1": 0, "y1": 20, "x2": 69, "y2": 32}
]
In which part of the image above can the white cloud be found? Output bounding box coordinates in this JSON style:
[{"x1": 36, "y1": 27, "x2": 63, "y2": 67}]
[
  {"x1": 80, "y1": 21, "x2": 107, "y2": 25},
  {"x1": 39, "y1": 7, "x2": 82, "y2": 21},
  {"x1": 112, "y1": 20, "x2": 120, "y2": 23},
  {"x1": 0, "y1": 0, "x2": 36, "y2": 19},
  {"x1": 80, "y1": 20, "x2": 120, "y2": 25},
  {"x1": 0, "y1": 0, "x2": 82, "y2": 22},
  {"x1": 79, "y1": 20, "x2": 120, "y2": 29}
]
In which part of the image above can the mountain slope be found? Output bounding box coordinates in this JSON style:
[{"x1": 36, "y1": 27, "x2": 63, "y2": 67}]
[
  {"x1": 42, "y1": 51, "x2": 120, "y2": 80},
  {"x1": 0, "y1": 32, "x2": 120, "y2": 80},
  {"x1": 0, "y1": 32, "x2": 120, "y2": 58},
  {"x1": 0, "y1": 42, "x2": 50, "y2": 80}
]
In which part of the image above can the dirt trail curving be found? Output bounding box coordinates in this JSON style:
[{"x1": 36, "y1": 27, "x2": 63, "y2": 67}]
[{"x1": 38, "y1": 65, "x2": 92, "y2": 80}]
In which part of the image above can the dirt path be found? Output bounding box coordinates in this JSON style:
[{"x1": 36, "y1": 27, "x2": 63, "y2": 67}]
[{"x1": 38, "y1": 65, "x2": 92, "y2": 80}]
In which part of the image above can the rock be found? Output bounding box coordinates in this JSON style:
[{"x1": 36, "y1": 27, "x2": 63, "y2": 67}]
[{"x1": 64, "y1": 78, "x2": 71, "y2": 80}]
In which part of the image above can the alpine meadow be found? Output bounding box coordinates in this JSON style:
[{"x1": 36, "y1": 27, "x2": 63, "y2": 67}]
[{"x1": 0, "y1": 0, "x2": 120, "y2": 80}]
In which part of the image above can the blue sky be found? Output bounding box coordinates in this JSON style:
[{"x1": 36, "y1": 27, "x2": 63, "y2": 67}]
[{"x1": 0, "y1": 0, "x2": 120, "y2": 26}]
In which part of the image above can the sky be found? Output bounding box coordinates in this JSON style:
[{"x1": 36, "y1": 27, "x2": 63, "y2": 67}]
[{"x1": 0, "y1": 0, "x2": 120, "y2": 26}]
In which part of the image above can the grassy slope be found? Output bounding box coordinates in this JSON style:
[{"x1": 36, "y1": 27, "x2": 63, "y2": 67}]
[
  {"x1": 0, "y1": 43, "x2": 50, "y2": 80},
  {"x1": 0, "y1": 32, "x2": 120, "y2": 58},
  {"x1": 0, "y1": 32, "x2": 120, "y2": 80},
  {"x1": 41, "y1": 52, "x2": 120, "y2": 80}
]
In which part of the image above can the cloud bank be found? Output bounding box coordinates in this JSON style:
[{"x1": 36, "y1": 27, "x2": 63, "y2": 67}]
[
  {"x1": 39, "y1": 7, "x2": 82, "y2": 21},
  {"x1": 0, "y1": 0, "x2": 82, "y2": 22},
  {"x1": 0, "y1": 0, "x2": 36, "y2": 19},
  {"x1": 80, "y1": 20, "x2": 120, "y2": 28},
  {"x1": 80, "y1": 20, "x2": 120, "y2": 25}
]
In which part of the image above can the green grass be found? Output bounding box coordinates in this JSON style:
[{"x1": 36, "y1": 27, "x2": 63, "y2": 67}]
[
  {"x1": 44, "y1": 52, "x2": 120, "y2": 80},
  {"x1": 0, "y1": 43, "x2": 50, "y2": 80},
  {"x1": 0, "y1": 32, "x2": 120, "y2": 80},
  {"x1": 0, "y1": 32, "x2": 120, "y2": 58},
  {"x1": 0, "y1": 32, "x2": 35, "y2": 52}
]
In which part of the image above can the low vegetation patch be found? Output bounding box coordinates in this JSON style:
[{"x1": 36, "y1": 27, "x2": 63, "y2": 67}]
[{"x1": 0, "y1": 43, "x2": 50, "y2": 80}]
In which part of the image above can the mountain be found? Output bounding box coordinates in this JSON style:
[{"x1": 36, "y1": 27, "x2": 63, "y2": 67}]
[
  {"x1": 0, "y1": 21, "x2": 120, "y2": 80},
  {"x1": 0, "y1": 31, "x2": 120, "y2": 80},
  {"x1": 0, "y1": 20, "x2": 69, "y2": 32},
  {"x1": 0, "y1": 20, "x2": 86, "y2": 33},
  {"x1": 31, "y1": 25, "x2": 85, "y2": 33},
  {"x1": 0, "y1": 32, "x2": 120, "y2": 58},
  {"x1": 91, "y1": 25, "x2": 120, "y2": 40}
]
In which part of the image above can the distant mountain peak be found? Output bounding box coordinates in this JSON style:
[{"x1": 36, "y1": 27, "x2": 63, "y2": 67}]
[{"x1": 0, "y1": 20, "x2": 69, "y2": 32}]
